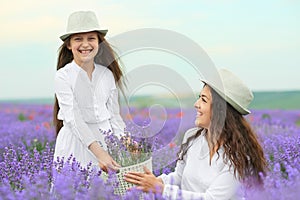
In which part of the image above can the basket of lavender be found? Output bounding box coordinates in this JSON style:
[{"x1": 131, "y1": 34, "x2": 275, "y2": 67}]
[{"x1": 101, "y1": 131, "x2": 153, "y2": 195}]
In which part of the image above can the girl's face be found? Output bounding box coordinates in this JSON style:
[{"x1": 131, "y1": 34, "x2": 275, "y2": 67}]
[
  {"x1": 194, "y1": 85, "x2": 212, "y2": 129},
  {"x1": 68, "y1": 32, "x2": 99, "y2": 66}
]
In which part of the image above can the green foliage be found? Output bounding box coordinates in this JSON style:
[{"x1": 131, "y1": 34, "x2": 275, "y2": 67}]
[
  {"x1": 280, "y1": 162, "x2": 288, "y2": 179},
  {"x1": 18, "y1": 113, "x2": 27, "y2": 121},
  {"x1": 3, "y1": 90, "x2": 300, "y2": 109},
  {"x1": 262, "y1": 113, "x2": 271, "y2": 119},
  {"x1": 295, "y1": 118, "x2": 300, "y2": 126},
  {"x1": 269, "y1": 154, "x2": 274, "y2": 162},
  {"x1": 120, "y1": 91, "x2": 300, "y2": 109},
  {"x1": 23, "y1": 138, "x2": 55, "y2": 154},
  {"x1": 250, "y1": 91, "x2": 300, "y2": 109}
]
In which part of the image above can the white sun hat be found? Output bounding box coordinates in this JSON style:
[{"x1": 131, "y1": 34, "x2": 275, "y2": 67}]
[
  {"x1": 201, "y1": 69, "x2": 254, "y2": 115},
  {"x1": 60, "y1": 11, "x2": 108, "y2": 41}
]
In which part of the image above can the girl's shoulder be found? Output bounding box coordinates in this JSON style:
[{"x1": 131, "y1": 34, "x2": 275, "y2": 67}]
[
  {"x1": 95, "y1": 63, "x2": 111, "y2": 73},
  {"x1": 56, "y1": 62, "x2": 78, "y2": 74},
  {"x1": 94, "y1": 64, "x2": 114, "y2": 79},
  {"x1": 55, "y1": 62, "x2": 80, "y2": 82}
]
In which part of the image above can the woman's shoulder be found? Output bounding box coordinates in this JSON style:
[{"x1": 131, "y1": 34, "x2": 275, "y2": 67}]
[{"x1": 182, "y1": 127, "x2": 203, "y2": 143}]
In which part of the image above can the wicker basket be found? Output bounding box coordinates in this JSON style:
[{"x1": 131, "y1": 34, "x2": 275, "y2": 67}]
[{"x1": 101, "y1": 157, "x2": 152, "y2": 195}]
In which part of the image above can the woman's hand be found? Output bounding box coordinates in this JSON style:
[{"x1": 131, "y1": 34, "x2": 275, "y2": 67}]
[
  {"x1": 124, "y1": 166, "x2": 164, "y2": 194},
  {"x1": 89, "y1": 141, "x2": 120, "y2": 173}
]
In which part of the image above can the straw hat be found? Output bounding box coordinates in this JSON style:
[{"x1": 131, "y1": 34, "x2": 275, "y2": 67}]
[
  {"x1": 60, "y1": 11, "x2": 108, "y2": 41},
  {"x1": 201, "y1": 69, "x2": 254, "y2": 115}
]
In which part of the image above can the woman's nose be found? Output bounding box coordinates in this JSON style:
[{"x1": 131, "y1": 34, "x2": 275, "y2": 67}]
[{"x1": 194, "y1": 100, "x2": 200, "y2": 109}]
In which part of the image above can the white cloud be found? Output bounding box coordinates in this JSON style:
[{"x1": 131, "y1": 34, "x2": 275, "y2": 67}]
[
  {"x1": 0, "y1": 0, "x2": 299, "y2": 99},
  {"x1": 0, "y1": 0, "x2": 198, "y2": 44},
  {"x1": 2, "y1": 15, "x2": 62, "y2": 43},
  {"x1": 0, "y1": 0, "x2": 127, "y2": 43}
]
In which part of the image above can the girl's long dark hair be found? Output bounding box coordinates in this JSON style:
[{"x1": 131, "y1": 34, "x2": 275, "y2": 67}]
[
  {"x1": 53, "y1": 33, "x2": 124, "y2": 136},
  {"x1": 178, "y1": 85, "x2": 267, "y2": 183}
]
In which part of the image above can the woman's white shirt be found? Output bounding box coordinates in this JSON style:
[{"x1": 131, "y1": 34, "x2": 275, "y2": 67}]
[{"x1": 159, "y1": 128, "x2": 241, "y2": 200}]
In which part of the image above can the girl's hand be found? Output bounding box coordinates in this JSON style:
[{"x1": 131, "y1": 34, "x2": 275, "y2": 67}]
[
  {"x1": 97, "y1": 149, "x2": 121, "y2": 173},
  {"x1": 124, "y1": 166, "x2": 164, "y2": 194},
  {"x1": 89, "y1": 141, "x2": 121, "y2": 173}
]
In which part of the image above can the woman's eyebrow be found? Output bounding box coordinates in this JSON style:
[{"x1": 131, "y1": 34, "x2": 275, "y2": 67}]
[{"x1": 200, "y1": 94, "x2": 210, "y2": 99}]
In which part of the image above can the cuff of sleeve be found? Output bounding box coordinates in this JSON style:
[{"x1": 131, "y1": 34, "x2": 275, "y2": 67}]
[
  {"x1": 162, "y1": 184, "x2": 178, "y2": 200},
  {"x1": 159, "y1": 173, "x2": 168, "y2": 184},
  {"x1": 110, "y1": 118, "x2": 126, "y2": 138}
]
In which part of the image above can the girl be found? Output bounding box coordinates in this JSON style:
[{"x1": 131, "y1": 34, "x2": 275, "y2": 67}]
[
  {"x1": 53, "y1": 11, "x2": 125, "y2": 172},
  {"x1": 124, "y1": 69, "x2": 267, "y2": 199}
]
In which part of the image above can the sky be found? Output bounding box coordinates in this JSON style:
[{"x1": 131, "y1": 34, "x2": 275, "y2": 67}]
[{"x1": 1, "y1": 0, "x2": 300, "y2": 99}]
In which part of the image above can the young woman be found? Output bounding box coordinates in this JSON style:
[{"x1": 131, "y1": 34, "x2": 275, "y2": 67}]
[
  {"x1": 124, "y1": 69, "x2": 267, "y2": 199},
  {"x1": 53, "y1": 11, "x2": 125, "y2": 172}
]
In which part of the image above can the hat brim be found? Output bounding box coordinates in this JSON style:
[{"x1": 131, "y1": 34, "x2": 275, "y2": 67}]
[
  {"x1": 60, "y1": 29, "x2": 108, "y2": 41},
  {"x1": 201, "y1": 78, "x2": 251, "y2": 115}
]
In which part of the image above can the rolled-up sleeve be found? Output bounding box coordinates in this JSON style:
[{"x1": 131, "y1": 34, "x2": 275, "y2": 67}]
[
  {"x1": 159, "y1": 130, "x2": 188, "y2": 199},
  {"x1": 162, "y1": 166, "x2": 240, "y2": 200},
  {"x1": 160, "y1": 159, "x2": 186, "y2": 187},
  {"x1": 55, "y1": 71, "x2": 97, "y2": 147},
  {"x1": 160, "y1": 128, "x2": 241, "y2": 200}
]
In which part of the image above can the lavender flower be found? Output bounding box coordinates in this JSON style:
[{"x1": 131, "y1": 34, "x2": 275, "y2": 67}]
[{"x1": 1, "y1": 103, "x2": 300, "y2": 199}]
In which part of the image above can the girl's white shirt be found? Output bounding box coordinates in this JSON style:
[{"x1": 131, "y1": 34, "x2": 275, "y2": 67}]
[
  {"x1": 160, "y1": 128, "x2": 241, "y2": 200},
  {"x1": 54, "y1": 61, "x2": 125, "y2": 166}
]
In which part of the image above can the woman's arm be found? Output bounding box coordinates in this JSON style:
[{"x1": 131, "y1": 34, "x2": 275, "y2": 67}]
[
  {"x1": 159, "y1": 128, "x2": 199, "y2": 186},
  {"x1": 124, "y1": 157, "x2": 186, "y2": 194},
  {"x1": 124, "y1": 129, "x2": 196, "y2": 192},
  {"x1": 162, "y1": 166, "x2": 240, "y2": 200},
  {"x1": 125, "y1": 164, "x2": 239, "y2": 199},
  {"x1": 124, "y1": 166, "x2": 164, "y2": 194}
]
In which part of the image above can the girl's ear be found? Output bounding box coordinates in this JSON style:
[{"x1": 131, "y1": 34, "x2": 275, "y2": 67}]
[{"x1": 66, "y1": 40, "x2": 71, "y2": 50}]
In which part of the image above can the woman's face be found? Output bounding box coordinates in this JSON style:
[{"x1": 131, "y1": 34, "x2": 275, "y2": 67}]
[
  {"x1": 68, "y1": 31, "x2": 99, "y2": 66},
  {"x1": 194, "y1": 85, "x2": 212, "y2": 129}
]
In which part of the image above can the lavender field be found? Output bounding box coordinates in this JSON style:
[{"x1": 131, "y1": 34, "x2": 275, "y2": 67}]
[{"x1": 0, "y1": 103, "x2": 299, "y2": 199}]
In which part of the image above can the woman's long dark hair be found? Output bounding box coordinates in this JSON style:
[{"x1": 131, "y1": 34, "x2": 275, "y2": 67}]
[
  {"x1": 53, "y1": 32, "x2": 124, "y2": 136},
  {"x1": 178, "y1": 85, "x2": 267, "y2": 183}
]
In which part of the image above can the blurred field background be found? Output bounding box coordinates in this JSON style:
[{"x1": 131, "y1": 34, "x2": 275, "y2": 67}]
[
  {"x1": 0, "y1": 90, "x2": 300, "y2": 199},
  {"x1": 2, "y1": 90, "x2": 300, "y2": 109}
]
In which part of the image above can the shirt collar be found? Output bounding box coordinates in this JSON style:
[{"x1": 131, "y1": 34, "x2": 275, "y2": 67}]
[
  {"x1": 71, "y1": 60, "x2": 97, "y2": 72},
  {"x1": 71, "y1": 60, "x2": 82, "y2": 72}
]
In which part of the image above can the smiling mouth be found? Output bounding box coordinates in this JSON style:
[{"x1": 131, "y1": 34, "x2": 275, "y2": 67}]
[
  {"x1": 196, "y1": 111, "x2": 203, "y2": 117},
  {"x1": 79, "y1": 49, "x2": 92, "y2": 54}
]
